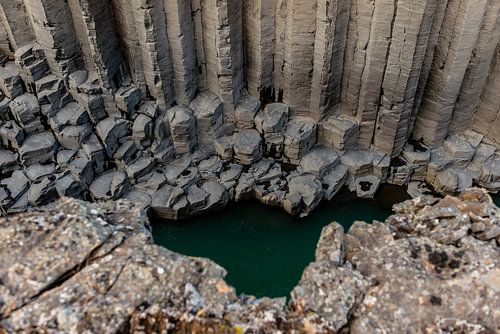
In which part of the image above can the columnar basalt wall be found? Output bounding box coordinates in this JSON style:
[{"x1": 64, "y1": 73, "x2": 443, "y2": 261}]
[{"x1": 0, "y1": 0, "x2": 499, "y2": 218}]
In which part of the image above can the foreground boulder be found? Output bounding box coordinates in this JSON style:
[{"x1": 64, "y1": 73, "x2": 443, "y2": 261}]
[{"x1": 0, "y1": 188, "x2": 499, "y2": 333}]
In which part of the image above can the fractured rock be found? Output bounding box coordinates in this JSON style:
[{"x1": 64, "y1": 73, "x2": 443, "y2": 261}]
[
  {"x1": 189, "y1": 90, "x2": 224, "y2": 145},
  {"x1": 322, "y1": 164, "x2": 348, "y2": 201},
  {"x1": 235, "y1": 95, "x2": 261, "y2": 129},
  {"x1": 284, "y1": 173, "x2": 323, "y2": 217},
  {"x1": 319, "y1": 115, "x2": 359, "y2": 151},
  {"x1": 283, "y1": 117, "x2": 317, "y2": 164},
  {"x1": 96, "y1": 117, "x2": 131, "y2": 157},
  {"x1": 0, "y1": 62, "x2": 24, "y2": 99},
  {"x1": 300, "y1": 146, "x2": 339, "y2": 178},
  {"x1": 167, "y1": 106, "x2": 197, "y2": 155},
  {"x1": 233, "y1": 129, "x2": 263, "y2": 165},
  {"x1": 19, "y1": 132, "x2": 57, "y2": 165},
  {"x1": 89, "y1": 169, "x2": 129, "y2": 201}
]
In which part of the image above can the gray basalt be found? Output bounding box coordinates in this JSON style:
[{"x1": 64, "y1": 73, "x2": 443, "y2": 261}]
[{"x1": 0, "y1": 0, "x2": 498, "y2": 220}]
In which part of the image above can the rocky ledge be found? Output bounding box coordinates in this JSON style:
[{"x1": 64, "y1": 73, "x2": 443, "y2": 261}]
[{"x1": 0, "y1": 188, "x2": 498, "y2": 333}]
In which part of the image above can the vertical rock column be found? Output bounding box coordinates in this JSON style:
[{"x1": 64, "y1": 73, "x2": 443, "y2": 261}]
[
  {"x1": 412, "y1": 0, "x2": 489, "y2": 147},
  {"x1": 164, "y1": 0, "x2": 198, "y2": 105},
  {"x1": 309, "y1": 0, "x2": 350, "y2": 121},
  {"x1": 130, "y1": 0, "x2": 176, "y2": 110},
  {"x1": 199, "y1": 0, "x2": 245, "y2": 123},
  {"x1": 282, "y1": 0, "x2": 317, "y2": 117},
  {"x1": 408, "y1": 0, "x2": 448, "y2": 138},
  {"x1": 472, "y1": 46, "x2": 500, "y2": 147},
  {"x1": 341, "y1": 0, "x2": 375, "y2": 117},
  {"x1": 0, "y1": 20, "x2": 10, "y2": 56},
  {"x1": 273, "y1": 0, "x2": 287, "y2": 101},
  {"x1": 448, "y1": 0, "x2": 500, "y2": 134},
  {"x1": 0, "y1": 0, "x2": 33, "y2": 50},
  {"x1": 354, "y1": 0, "x2": 395, "y2": 148},
  {"x1": 23, "y1": 0, "x2": 83, "y2": 77},
  {"x1": 190, "y1": 0, "x2": 208, "y2": 90},
  {"x1": 111, "y1": 0, "x2": 148, "y2": 97},
  {"x1": 373, "y1": 0, "x2": 437, "y2": 156},
  {"x1": 242, "y1": 0, "x2": 276, "y2": 100},
  {"x1": 67, "y1": 0, "x2": 129, "y2": 95}
]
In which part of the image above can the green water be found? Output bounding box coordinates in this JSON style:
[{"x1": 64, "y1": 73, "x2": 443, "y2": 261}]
[
  {"x1": 493, "y1": 194, "x2": 500, "y2": 206},
  {"x1": 151, "y1": 189, "x2": 394, "y2": 298}
]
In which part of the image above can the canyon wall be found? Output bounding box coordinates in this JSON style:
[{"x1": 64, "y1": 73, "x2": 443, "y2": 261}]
[{"x1": 0, "y1": 0, "x2": 499, "y2": 217}]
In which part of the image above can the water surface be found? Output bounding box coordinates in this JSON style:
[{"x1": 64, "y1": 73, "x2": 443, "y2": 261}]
[{"x1": 152, "y1": 189, "x2": 394, "y2": 297}]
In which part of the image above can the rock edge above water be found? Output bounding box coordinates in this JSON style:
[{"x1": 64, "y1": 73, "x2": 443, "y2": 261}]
[{"x1": 0, "y1": 188, "x2": 499, "y2": 333}]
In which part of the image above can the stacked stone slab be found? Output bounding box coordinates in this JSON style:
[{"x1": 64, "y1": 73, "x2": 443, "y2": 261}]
[
  {"x1": 242, "y1": 0, "x2": 275, "y2": 99},
  {"x1": 0, "y1": 62, "x2": 25, "y2": 99},
  {"x1": 233, "y1": 129, "x2": 263, "y2": 165},
  {"x1": 167, "y1": 105, "x2": 197, "y2": 155},
  {"x1": 22, "y1": 0, "x2": 83, "y2": 77},
  {"x1": 283, "y1": 117, "x2": 317, "y2": 165},
  {"x1": 319, "y1": 115, "x2": 358, "y2": 151},
  {"x1": 67, "y1": 70, "x2": 107, "y2": 124},
  {"x1": 413, "y1": 0, "x2": 489, "y2": 147},
  {"x1": 374, "y1": 0, "x2": 438, "y2": 157},
  {"x1": 255, "y1": 102, "x2": 289, "y2": 159},
  {"x1": 235, "y1": 95, "x2": 261, "y2": 129},
  {"x1": 309, "y1": 0, "x2": 350, "y2": 121},
  {"x1": 189, "y1": 90, "x2": 224, "y2": 145},
  {"x1": 449, "y1": 0, "x2": 500, "y2": 134},
  {"x1": 14, "y1": 44, "x2": 49, "y2": 93}
]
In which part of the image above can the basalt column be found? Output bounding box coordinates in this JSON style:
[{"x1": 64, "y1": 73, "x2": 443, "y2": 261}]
[
  {"x1": 0, "y1": 19, "x2": 10, "y2": 56},
  {"x1": 448, "y1": 0, "x2": 500, "y2": 134},
  {"x1": 472, "y1": 46, "x2": 500, "y2": 147},
  {"x1": 0, "y1": 0, "x2": 33, "y2": 51},
  {"x1": 273, "y1": 0, "x2": 287, "y2": 101},
  {"x1": 111, "y1": 0, "x2": 148, "y2": 97},
  {"x1": 23, "y1": 0, "x2": 83, "y2": 77},
  {"x1": 412, "y1": 0, "x2": 489, "y2": 148},
  {"x1": 242, "y1": 0, "x2": 276, "y2": 100},
  {"x1": 341, "y1": 0, "x2": 395, "y2": 148},
  {"x1": 164, "y1": 0, "x2": 198, "y2": 105},
  {"x1": 309, "y1": 0, "x2": 350, "y2": 121},
  {"x1": 198, "y1": 0, "x2": 244, "y2": 122},
  {"x1": 67, "y1": 0, "x2": 129, "y2": 110},
  {"x1": 130, "y1": 0, "x2": 175, "y2": 110},
  {"x1": 373, "y1": 0, "x2": 437, "y2": 157},
  {"x1": 408, "y1": 0, "x2": 448, "y2": 138},
  {"x1": 281, "y1": 0, "x2": 317, "y2": 117},
  {"x1": 190, "y1": 0, "x2": 208, "y2": 90}
]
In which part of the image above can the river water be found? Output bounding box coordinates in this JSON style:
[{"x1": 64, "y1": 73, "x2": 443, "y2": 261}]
[
  {"x1": 151, "y1": 188, "x2": 397, "y2": 297},
  {"x1": 152, "y1": 189, "x2": 500, "y2": 297}
]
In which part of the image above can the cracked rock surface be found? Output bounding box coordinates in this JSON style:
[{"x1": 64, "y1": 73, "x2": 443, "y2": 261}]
[{"x1": 0, "y1": 188, "x2": 498, "y2": 333}]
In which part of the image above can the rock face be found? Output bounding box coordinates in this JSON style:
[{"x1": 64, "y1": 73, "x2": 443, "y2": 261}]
[
  {"x1": 0, "y1": 189, "x2": 498, "y2": 332},
  {"x1": 0, "y1": 0, "x2": 499, "y2": 219}
]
